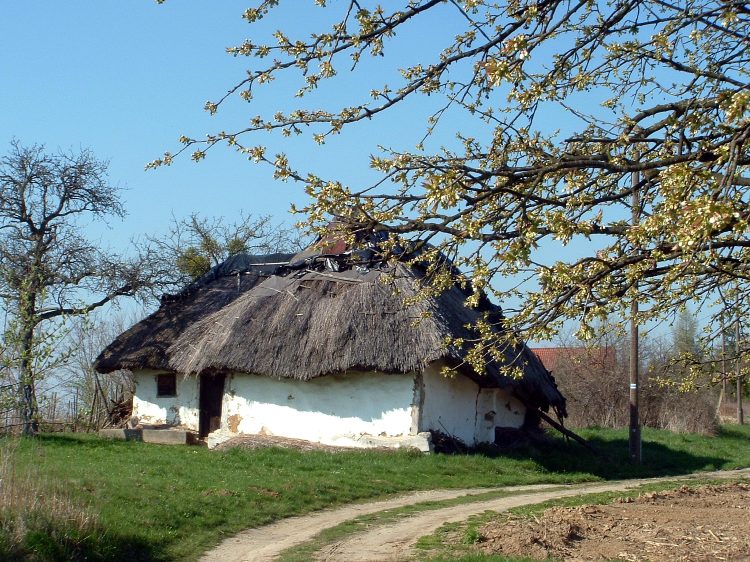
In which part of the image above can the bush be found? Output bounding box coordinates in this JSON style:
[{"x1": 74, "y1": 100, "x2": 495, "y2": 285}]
[
  {"x1": 643, "y1": 385, "x2": 719, "y2": 435},
  {"x1": 551, "y1": 346, "x2": 719, "y2": 435}
]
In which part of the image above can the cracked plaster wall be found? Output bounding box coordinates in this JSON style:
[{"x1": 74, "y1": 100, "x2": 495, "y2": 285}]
[
  {"x1": 419, "y1": 363, "x2": 525, "y2": 445},
  {"x1": 130, "y1": 364, "x2": 525, "y2": 447},
  {"x1": 131, "y1": 370, "x2": 199, "y2": 428},
  {"x1": 221, "y1": 370, "x2": 416, "y2": 447}
]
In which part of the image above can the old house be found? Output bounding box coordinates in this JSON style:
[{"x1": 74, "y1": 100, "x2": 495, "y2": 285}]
[{"x1": 95, "y1": 234, "x2": 566, "y2": 450}]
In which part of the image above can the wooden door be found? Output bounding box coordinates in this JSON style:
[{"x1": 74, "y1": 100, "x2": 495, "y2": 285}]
[{"x1": 199, "y1": 373, "x2": 225, "y2": 438}]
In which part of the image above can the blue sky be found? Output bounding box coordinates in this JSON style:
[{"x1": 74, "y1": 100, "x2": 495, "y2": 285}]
[
  {"x1": 0, "y1": 2, "x2": 693, "y2": 341},
  {"x1": 0, "y1": 1, "x2": 574, "y2": 249},
  {"x1": 1, "y1": 2, "x2": 313, "y2": 246},
  {"x1": 0, "y1": 2, "x2": 469, "y2": 248}
]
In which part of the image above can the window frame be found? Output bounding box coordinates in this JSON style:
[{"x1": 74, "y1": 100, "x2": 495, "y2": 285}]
[{"x1": 156, "y1": 373, "x2": 177, "y2": 398}]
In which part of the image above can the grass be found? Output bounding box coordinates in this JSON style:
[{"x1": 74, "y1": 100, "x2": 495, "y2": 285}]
[
  {"x1": 415, "y1": 477, "x2": 747, "y2": 562},
  {"x1": 0, "y1": 439, "x2": 118, "y2": 561},
  {"x1": 1, "y1": 424, "x2": 749, "y2": 561}
]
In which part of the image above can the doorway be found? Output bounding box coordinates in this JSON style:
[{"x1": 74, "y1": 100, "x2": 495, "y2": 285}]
[{"x1": 199, "y1": 373, "x2": 225, "y2": 438}]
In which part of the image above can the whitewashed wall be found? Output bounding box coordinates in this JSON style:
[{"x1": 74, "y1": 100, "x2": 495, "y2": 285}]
[
  {"x1": 221, "y1": 371, "x2": 416, "y2": 447},
  {"x1": 130, "y1": 364, "x2": 527, "y2": 449},
  {"x1": 419, "y1": 364, "x2": 479, "y2": 445},
  {"x1": 132, "y1": 370, "x2": 199, "y2": 429},
  {"x1": 419, "y1": 364, "x2": 526, "y2": 445},
  {"x1": 474, "y1": 388, "x2": 526, "y2": 442}
]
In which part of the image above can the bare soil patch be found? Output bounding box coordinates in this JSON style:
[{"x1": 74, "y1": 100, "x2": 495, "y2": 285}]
[
  {"x1": 213, "y1": 434, "x2": 358, "y2": 452},
  {"x1": 478, "y1": 482, "x2": 750, "y2": 561}
]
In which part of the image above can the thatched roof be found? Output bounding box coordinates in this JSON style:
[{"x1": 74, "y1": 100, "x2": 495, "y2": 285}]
[{"x1": 95, "y1": 248, "x2": 565, "y2": 414}]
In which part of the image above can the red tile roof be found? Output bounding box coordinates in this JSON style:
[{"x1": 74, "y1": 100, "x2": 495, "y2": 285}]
[{"x1": 530, "y1": 346, "x2": 615, "y2": 372}]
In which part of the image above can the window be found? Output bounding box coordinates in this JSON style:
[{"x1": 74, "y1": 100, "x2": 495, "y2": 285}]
[{"x1": 156, "y1": 374, "x2": 177, "y2": 397}]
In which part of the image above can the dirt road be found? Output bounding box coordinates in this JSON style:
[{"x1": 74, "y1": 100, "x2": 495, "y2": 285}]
[
  {"x1": 201, "y1": 468, "x2": 750, "y2": 562},
  {"x1": 200, "y1": 484, "x2": 559, "y2": 562}
]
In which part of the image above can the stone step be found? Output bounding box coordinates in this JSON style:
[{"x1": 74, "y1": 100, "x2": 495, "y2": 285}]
[{"x1": 99, "y1": 428, "x2": 200, "y2": 445}]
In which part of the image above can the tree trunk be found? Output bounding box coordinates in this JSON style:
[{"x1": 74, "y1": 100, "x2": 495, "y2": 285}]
[
  {"x1": 20, "y1": 292, "x2": 39, "y2": 437},
  {"x1": 93, "y1": 371, "x2": 112, "y2": 426},
  {"x1": 87, "y1": 387, "x2": 97, "y2": 432},
  {"x1": 20, "y1": 330, "x2": 38, "y2": 436}
]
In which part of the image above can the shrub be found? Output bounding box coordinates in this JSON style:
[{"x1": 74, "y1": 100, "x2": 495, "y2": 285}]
[{"x1": 550, "y1": 345, "x2": 719, "y2": 435}]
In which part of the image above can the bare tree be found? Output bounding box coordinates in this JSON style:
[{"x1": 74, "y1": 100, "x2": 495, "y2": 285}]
[
  {"x1": 149, "y1": 212, "x2": 306, "y2": 285},
  {"x1": 0, "y1": 141, "x2": 167, "y2": 436},
  {"x1": 551, "y1": 325, "x2": 718, "y2": 433},
  {"x1": 63, "y1": 312, "x2": 138, "y2": 430}
]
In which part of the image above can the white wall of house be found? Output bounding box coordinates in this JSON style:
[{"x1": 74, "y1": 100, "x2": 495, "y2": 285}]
[
  {"x1": 132, "y1": 370, "x2": 199, "y2": 429},
  {"x1": 221, "y1": 371, "x2": 417, "y2": 447},
  {"x1": 130, "y1": 364, "x2": 528, "y2": 449},
  {"x1": 474, "y1": 388, "x2": 526, "y2": 442},
  {"x1": 419, "y1": 364, "x2": 479, "y2": 445},
  {"x1": 419, "y1": 364, "x2": 526, "y2": 445}
]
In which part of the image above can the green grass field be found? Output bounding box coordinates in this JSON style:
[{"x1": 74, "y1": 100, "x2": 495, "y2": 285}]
[{"x1": 2, "y1": 425, "x2": 749, "y2": 561}]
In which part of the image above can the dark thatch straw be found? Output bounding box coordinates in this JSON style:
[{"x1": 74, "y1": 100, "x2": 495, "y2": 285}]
[{"x1": 95, "y1": 253, "x2": 565, "y2": 414}]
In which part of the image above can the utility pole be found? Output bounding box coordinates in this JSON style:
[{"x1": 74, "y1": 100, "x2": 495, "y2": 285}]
[
  {"x1": 629, "y1": 168, "x2": 642, "y2": 462},
  {"x1": 718, "y1": 321, "x2": 727, "y2": 418},
  {"x1": 722, "y1": 322, "x2": 727, "y2": 398},
  {"x1": 737, "y1": 317, "x2": 744, "y2": 425}
]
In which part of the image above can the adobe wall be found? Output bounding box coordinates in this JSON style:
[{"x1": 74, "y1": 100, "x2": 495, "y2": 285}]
[
  {"x1": 130, "y1": 365, "x2": 526, "y2": 449},
  {"x1": 219, "y1": 370, "x2": 420, "y2": 449},
  {"x1": 131, "y1": 370, "x2": 200, "y2": 429},
  {"x1": 419, "y1": 363, "x2": 526, "y2": 445}
]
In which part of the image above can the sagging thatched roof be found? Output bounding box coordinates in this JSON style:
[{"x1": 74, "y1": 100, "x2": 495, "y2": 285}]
[{"x1": 95, "y1": 246, "x2": 565, "y2": 414}]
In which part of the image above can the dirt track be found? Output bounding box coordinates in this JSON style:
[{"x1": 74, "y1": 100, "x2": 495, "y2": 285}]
[
  {"x1": 201, "y1": 468, "x2": 750, "y2": 562},
  {"x1": 200, "y1": 484, "x2": 559, "y2": 562}
]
